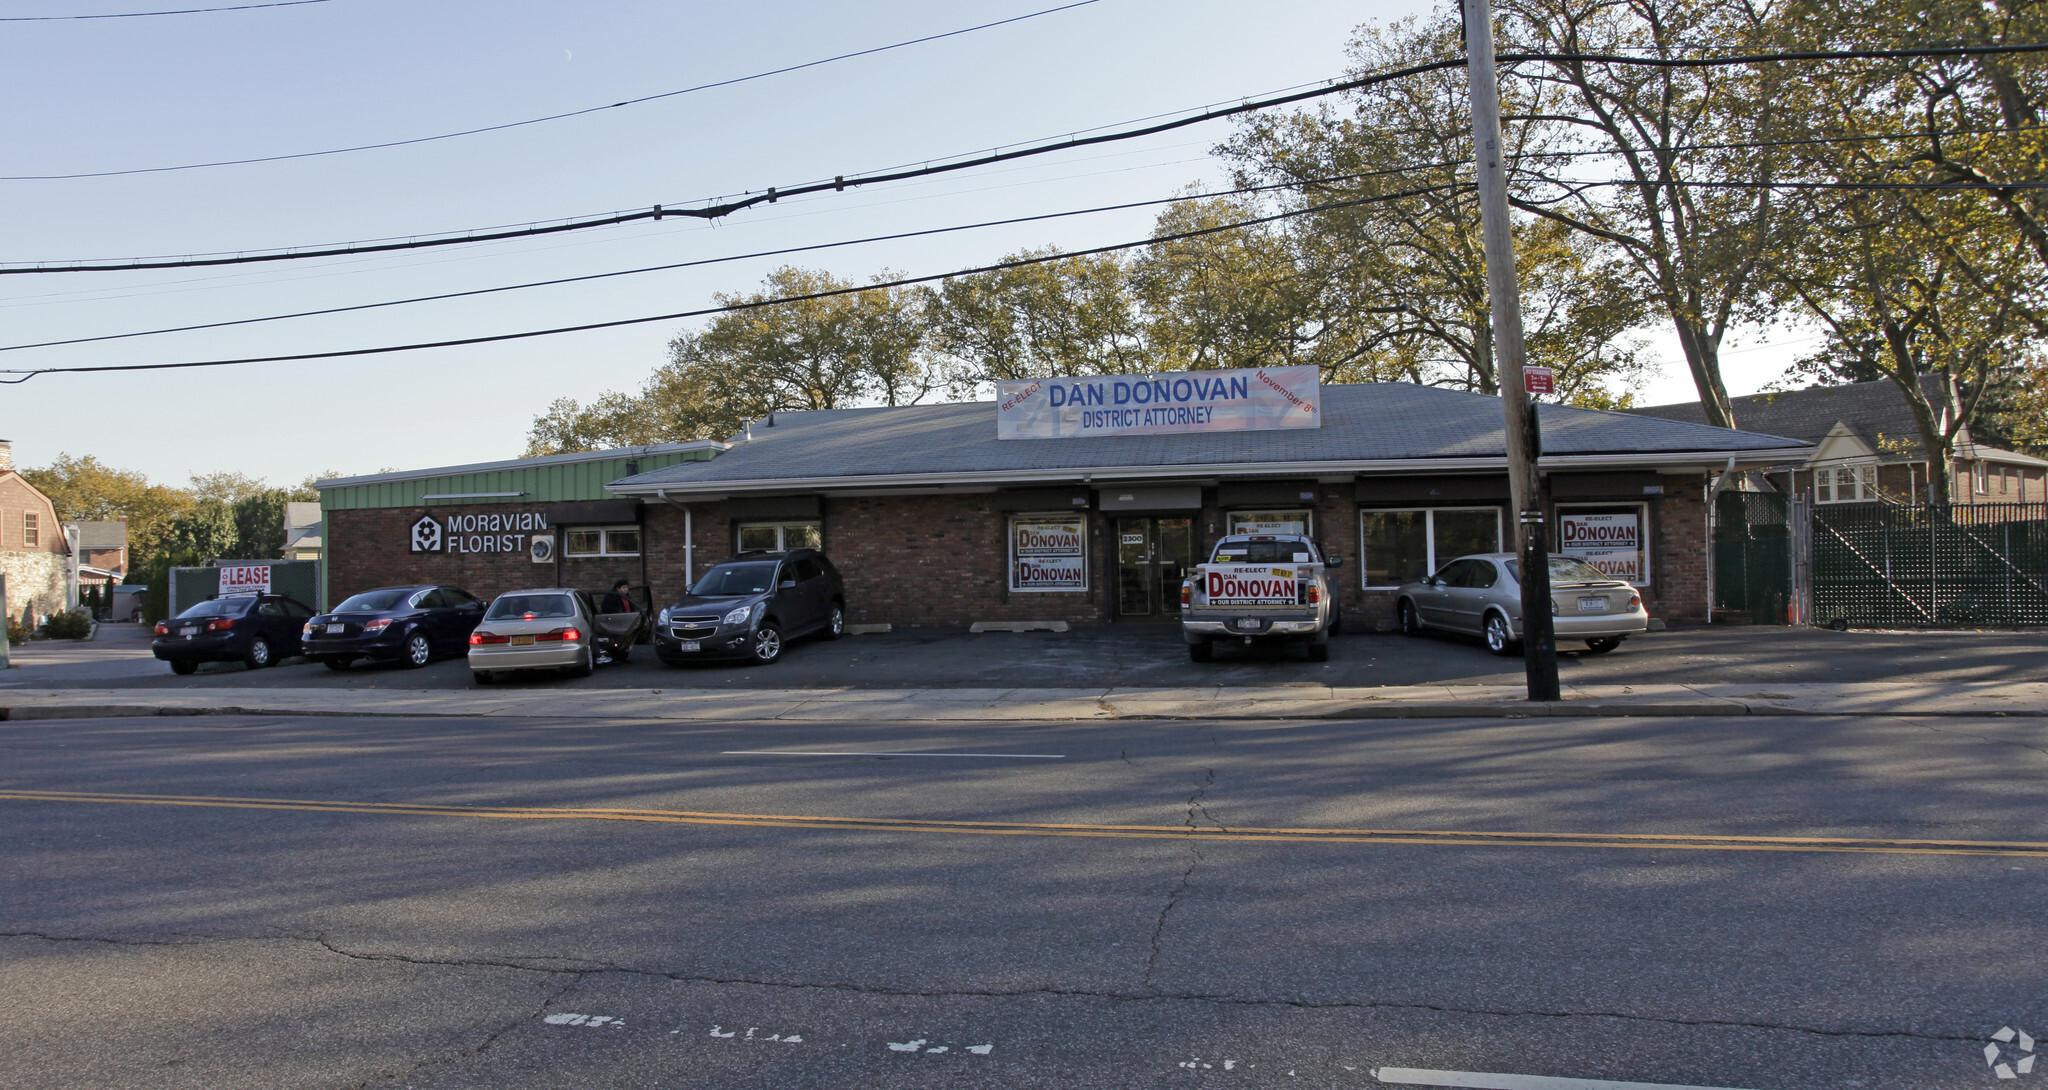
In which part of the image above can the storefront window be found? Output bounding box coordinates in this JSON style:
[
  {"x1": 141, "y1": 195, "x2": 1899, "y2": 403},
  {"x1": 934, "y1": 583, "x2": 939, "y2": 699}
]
[
  {"x1": 564, "y1": 525, "x2": 641, "y2": 557},
  {"x1": 1358, "y1": 507, "x2": 1502, "y2": 586},
  {"x1": 739, "y1": 522, "x2": 822, "y2": 552},
  {"x1": 1226, "y1": 509, "x2": 1312, "y2": 535},
  {"x1": 1010, "y1": 513, "x2": 1088, "y2": 592},
  {"x1": 1556, "y1": 503, "x2": 1650, "y2": 585}
]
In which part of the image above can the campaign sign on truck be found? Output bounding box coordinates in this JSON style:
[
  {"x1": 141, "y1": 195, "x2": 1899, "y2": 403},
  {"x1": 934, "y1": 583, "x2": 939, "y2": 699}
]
[
  {"x1": 996, "y1": 365, "x2": 1321, "y2": 440},
  {"x1": 1559, "y1": 512, "x2": 1643, "y2": 582},
  {"x1": 218, "y1": 564, "x2": 271, "y2": 596},
  {"x1": 1203, "y1": 566, "x2": 1300, "y2": 606}
]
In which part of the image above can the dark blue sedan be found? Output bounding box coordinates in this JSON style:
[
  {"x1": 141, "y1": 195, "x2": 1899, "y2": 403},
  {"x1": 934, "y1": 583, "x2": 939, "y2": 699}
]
[
  {"x1": 300, "y1": 584, "x2": 487, "y2": 671},
  {"x1": 152, "y1": 593, "x2": 318, "y2": 674}
]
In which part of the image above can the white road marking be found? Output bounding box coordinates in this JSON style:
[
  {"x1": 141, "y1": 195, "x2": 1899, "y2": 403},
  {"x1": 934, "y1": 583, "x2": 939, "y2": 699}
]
[
  {"x1": 1374, "y1": 1068, "x2": 1760, "y2": 1090},
  {"x1": 725, "y1": 750, "x2": 1065, "y2": 759},
  {"x1": 884, "y1": 1036, "x2": 993, "y2": 1055},
  {"x1": 888, "y1": 1038, "x2": 928, "y2": 1052},
  {"x1": 542, "y1": 1013, "x2": 622, "y2": 1027},
  {"x1": 703, "y1": 1023, "x2": 801, "y2": 1042}
]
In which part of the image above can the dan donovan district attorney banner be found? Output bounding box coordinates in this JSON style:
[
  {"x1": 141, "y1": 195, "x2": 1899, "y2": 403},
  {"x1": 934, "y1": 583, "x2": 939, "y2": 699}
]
[{"x1": 995, "y1": 365, "x2": 1321, "y2": 440}]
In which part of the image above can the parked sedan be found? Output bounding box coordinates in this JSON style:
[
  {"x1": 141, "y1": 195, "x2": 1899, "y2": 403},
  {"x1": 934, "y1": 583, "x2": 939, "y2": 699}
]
[
  {"x1": 1395, "y1": 553, "x2": 1649, "y2": 655},
  {"x1": 300, "y1": 584, "x2": 487, "y2": 671},
  {"x1": 467, "y1": 589, "x2": 635, "y2": 682},
  {"x1": 152, "y1": 593, "x2": 318, "y2": 674},
  {"x1": 653, "y1": 549, "x2": 845, "y2": 665}
]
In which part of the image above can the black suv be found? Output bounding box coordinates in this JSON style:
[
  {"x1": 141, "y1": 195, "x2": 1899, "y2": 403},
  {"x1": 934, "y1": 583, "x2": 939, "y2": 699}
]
[{"x1": 654, "y1": 549, "x2": 845, "y2": 665}]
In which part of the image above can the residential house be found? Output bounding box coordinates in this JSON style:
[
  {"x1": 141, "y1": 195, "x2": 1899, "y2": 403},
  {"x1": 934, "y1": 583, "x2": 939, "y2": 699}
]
[
  {"x1": 282, "y1": 501, "x2": 322, "y2": 563},
  {"x1": 1625, "y1": 378, "x2": 2047, "y2": 504},
  {"x1": 0, "y1": 440, "x2": 71, "y2": 623}
]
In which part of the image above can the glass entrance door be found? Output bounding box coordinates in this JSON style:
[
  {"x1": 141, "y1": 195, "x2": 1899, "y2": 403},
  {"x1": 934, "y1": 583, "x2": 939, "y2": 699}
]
[{"x1": 1115, "y1": 517, "x2": 1195, "y2": 619}]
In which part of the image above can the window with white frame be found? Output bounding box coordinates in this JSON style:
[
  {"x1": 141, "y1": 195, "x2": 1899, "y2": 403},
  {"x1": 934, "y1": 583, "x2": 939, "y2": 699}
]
[
  {"x1": 1814, "y1": 463, "x2": 1879, "y2": 503},
  {"x1": 563, "y1": 525, "x2": 641, "y2": 557},
  {"x1": 1974, "y1": 461, "x2": 1990, "y2": 494},
  {"x1": 1357, "y1": 507, "x2": 1502, "y2": 587},
  {"x1": 23, "y1": 512, "x2": 37, "y2": 548},
  {"x1": 738, "y1": 521, "x2": 821, "y2": 553},
  {"x1": 1226, "y1": 509, "x2": 1313, "y2": 536}
]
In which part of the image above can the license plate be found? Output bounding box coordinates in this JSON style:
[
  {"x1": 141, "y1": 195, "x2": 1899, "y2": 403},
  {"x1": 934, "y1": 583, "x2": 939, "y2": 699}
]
[
  {"x1": 1235, "y1": 618, "x2": 1262, "y2": 630},
  {"x1": 325, "y1": 623, "x2": 346, "y2": 634},
  {"x1": 179, "y1": 626, "x2": 198, "y2": 636},
  {"x1": 1577, "y1": 597, "x2": 1609, "y2": 612},
  {"x1": 510, "y1": 635, "x2": 535, "y2": 646},
  {"x1": 676, "y1": 639, "x2": 700, "y2": 652}
]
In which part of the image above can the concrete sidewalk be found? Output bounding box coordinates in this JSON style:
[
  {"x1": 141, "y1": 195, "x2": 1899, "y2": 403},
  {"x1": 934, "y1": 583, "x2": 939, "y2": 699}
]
[{"x1": 4, "y1": 678, "x2": 2046, "y2": 722}]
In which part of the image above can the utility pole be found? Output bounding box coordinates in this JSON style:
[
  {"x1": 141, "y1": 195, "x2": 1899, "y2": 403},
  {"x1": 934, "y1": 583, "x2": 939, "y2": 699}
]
[{"x1": 1461, "y1": 0, "x2": 1560, "y2": 700}]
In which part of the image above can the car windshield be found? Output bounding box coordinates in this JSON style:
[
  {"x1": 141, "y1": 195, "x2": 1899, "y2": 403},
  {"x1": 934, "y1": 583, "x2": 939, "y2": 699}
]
[
  {"x1": 485, "y1": 594, "x2": 577, "y2": 620},
  {"x1": 691, "y1": 562, "x2": 777, "y2": 596},
  {"x1": 334, "y1": 589, "x2": 412, "y2": 613},
  {"x1": 1212, "y1": 540, "x2": 1313, "y2": 563},
  {"x1": 176, "y1": 598, "x2": 249, "y2": 618},
  {"x1": 1506, "y1": 557, "x2": 1618, "y2": 584}
]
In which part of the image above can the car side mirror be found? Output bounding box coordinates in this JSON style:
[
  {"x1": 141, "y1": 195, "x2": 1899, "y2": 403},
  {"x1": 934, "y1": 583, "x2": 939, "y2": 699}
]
[
  {"x1": 1429, "y1": 577, "x2": 1444, "y2": 588},
  {"x1": 1325, "y1": 554, "x2": 1344, "y2": 568},
  {"x1": 780, "y1": 579, "x2": 796, "y2": 589}
]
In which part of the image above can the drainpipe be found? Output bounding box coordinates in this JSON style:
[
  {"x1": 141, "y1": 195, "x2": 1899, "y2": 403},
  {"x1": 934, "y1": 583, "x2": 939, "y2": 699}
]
[
  {"x1": 1704, "y1": 456, "x2": 1738, "y2": 624},
  {"x1": 657, "y1": 490, "x2": 694, "y2": 587}
]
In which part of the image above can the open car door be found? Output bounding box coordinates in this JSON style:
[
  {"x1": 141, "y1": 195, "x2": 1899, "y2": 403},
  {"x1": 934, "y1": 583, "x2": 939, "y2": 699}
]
[{"x1": 585, "y1": 592, "x2": 644, "y2": 660}]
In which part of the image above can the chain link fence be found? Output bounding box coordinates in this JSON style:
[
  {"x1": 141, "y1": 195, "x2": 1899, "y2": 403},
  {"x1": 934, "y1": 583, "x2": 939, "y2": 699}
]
[{"x1": 1810, "y1": 502, "x2": 2048, "y2": 627}]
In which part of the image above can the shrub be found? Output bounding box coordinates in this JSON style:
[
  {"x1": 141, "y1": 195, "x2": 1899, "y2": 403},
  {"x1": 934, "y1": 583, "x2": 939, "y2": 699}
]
[
  {"x1": 4, "y1": 614, "x2": 28, "y2": 645},
  {"x1": 43, "y1": 609, "x2": 92, "y2": 640}
]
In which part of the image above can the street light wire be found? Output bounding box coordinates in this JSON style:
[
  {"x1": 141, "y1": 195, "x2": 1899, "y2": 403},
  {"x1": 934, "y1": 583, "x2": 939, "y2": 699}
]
[
  {"x1": 0, "y1": 184, "x2": 1464, "y2": 383},
  {"x1": 0, "y1": 0, "x2": 1103, "y2": 180},
  {"x1": 0, "y1": 0, "x2": 330, "y2": 20}
]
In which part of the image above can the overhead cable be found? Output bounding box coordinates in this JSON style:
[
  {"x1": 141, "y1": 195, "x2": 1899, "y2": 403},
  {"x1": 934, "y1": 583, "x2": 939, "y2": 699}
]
[
  {"x1": 2, "y1": 0, "x2": 1101, "y2": 180},
  {"x1": 0, "y1": 184, "x2": 1464, "y2": 383},
  {"x1": 1, "y1": 0, "x2": 329, "y2": 20},
  {"x1": 10, "y1": 39, "x2": 2048, "y2": 274}
]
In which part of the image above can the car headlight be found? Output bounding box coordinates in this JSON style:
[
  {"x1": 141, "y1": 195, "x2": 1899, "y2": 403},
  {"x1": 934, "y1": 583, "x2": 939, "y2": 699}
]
[
  {"x1": 722, "y1": 604, "x2": 756, "y2": 626},
  {"x1": 657, "y1": 607, "x2": 672, "y2": 625}
]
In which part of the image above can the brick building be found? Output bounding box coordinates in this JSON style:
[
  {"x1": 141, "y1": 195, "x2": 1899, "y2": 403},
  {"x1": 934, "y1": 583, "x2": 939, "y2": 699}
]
[
  {"x1": 316, "y1": 384, "x2": 1807, "y2": 630},
  {"x1": 0, "y1": 440, "x2": 71, "y2": 624}
]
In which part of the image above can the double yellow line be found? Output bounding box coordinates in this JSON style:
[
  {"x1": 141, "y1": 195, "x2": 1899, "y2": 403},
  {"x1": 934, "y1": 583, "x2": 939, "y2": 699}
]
[{"x1": 2, "y1": 788, "x2": 2044, "y2": 858}]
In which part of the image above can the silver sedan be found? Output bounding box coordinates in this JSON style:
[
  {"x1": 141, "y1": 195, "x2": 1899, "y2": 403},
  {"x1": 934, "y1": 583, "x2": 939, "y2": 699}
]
[{"x1": 1394, "y1": 553, "x2": 1650, "y2": 655}]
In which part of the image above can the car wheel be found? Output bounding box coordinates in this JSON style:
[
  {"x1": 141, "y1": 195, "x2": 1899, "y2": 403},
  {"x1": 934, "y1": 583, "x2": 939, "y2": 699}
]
[
  {"x1": 1188, "y1": 639, "x2": 1213, "y2": 662},
  {"x1": 402, "y1": 632, "x2": 432, "y2": 668},
  {"x1": 473, "y1": 670, "x2": 494, "y2": 685},
  {"x1": 1398, "y1": 599, "x2": 1421, "y2": 636},
  {"x1": 565, "y1": 647, "x2": 594, "y2": 679},
  {"x1": 820, "y1": 603, "x2": 845, "y2": 640},
  {"x1": 244, "y1": 636, "x2": 272, "y2": 670},
  {"x1": 324, "y1": 657, "x2": 354, "y2": 672},
  {"x1": 1306, "y1": 636, "x2": 1330, "y2": 662},
  {"x1": 1584, "y1": 636, "x2": 1623, "y2": 654},
  {"x1": 170, "y1": 659, "x2": 198, "y2": 675},
  {"x1": 751, "y1": 624, "x2": 783, "y2": 664},
  {"x1": 1484, "y1": 612, "x2": 1519, "y2": 656}
]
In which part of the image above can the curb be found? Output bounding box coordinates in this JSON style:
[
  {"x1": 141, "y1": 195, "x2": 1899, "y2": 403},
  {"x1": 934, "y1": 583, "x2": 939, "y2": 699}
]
[{"x1": 1, "y1": 702, "x2": 2040, "y2": 722}]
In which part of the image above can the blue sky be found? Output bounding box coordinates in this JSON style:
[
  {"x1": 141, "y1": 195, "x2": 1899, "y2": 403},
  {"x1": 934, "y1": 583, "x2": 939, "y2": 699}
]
[{"x1": 1, "y1": 0, "x2": 1787, "y2": 488}]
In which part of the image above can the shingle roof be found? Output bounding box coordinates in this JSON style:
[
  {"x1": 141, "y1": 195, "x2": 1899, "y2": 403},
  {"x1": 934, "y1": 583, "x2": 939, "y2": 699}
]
[
  {"x1": 65, "y1": 520, "x2": 127, "y2": 549},
  {"x1": 1623, "y1": 377, "x2": 1945, "y2": 455},
  {"x1": 613, "y1": 382, "x2": 1809, "y2": 493}
]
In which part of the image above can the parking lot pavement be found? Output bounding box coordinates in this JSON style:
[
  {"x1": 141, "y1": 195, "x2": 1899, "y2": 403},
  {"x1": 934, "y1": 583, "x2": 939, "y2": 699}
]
[{"x1": 10, "y1": 620, "x2": 2047, "y2": 692}]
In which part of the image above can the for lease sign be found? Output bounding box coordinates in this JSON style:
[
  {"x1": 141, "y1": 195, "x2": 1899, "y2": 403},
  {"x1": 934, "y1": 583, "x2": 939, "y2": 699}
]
[
  {"x1": 1203, "y1": 566, "x2": 1299, "y2": 606},
  {"x1": 1559, "y1": 512, "x2": 1644, "y2": 582},
  {"x1": 218, "y1": 564, "x2": 270, "y2": 596}
]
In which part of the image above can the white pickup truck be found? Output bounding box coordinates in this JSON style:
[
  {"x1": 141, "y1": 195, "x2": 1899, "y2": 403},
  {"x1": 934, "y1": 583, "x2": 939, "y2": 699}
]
[{"x1": 1179, "y1": 533, "x2": 1342, "y2": 662}]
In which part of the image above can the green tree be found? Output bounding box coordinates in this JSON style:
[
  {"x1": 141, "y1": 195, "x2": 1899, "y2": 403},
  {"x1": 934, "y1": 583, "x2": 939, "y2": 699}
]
[
  {"x1": 927, "y1": 249, "x2": 1158, "y2": 384},
  {"x1": 20, "y1": 454, "x2": 195, "y2": 569},
  {"x1": 167, "y1": 500, "x2": 239, "y2": 561}
]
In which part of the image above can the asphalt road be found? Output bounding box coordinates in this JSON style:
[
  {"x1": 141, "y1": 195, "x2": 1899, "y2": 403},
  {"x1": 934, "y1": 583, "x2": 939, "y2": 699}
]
[
  {"x1": 13, "y1": 618, "x2": 2048, "y2": 691},
  {"x1": 4, "y1": 711, "x2": 2044, "y2": 1089}
]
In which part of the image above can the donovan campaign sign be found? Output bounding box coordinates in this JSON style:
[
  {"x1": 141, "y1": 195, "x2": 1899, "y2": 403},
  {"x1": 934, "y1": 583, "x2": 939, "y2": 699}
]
[{"x1": 996, "y1": 365, "x2": 1321, "y2": 440}]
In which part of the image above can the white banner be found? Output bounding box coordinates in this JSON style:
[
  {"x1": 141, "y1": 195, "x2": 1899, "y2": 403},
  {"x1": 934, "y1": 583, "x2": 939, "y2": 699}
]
[
  {"x1": 1559, "y1": 512, "x2": 1644, "y2": 582},
  {"x1": 218, "y1": 564, "x2": 270, "y2": 596},
  {"x1": 996, "y1": 365, "x2": 1322, "y2": 440}
]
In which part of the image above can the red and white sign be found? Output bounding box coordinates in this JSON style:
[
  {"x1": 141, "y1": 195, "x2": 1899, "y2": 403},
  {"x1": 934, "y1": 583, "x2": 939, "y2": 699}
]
[
  {"x1": 1203, "y1": 566, "x2": 1300, "y2": 606},
  {"x1": 217, "y1": 564, "x2": 271, "y2": 596},
  {"x1": 1559, "y1": 512, "x2": 1643, "y2": 582},
  {"x1": 1010, "y1": 515, "x2": 1087, "y2": 591},
  {"x1": 1524, "y1": 366, "x2": 1554, "y2": 395}
]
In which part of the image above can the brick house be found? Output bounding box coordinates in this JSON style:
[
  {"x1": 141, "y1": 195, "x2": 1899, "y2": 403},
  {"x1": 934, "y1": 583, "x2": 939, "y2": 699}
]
[
  {"x1": 317, "y1": 384, "x2": 1808, "y2": 630},
  {"x1": 0, "y1": 440, "x2": 71, "y2": 624},
  {"x1": 1627, "y1": 378, "x2": 2048, "y2": 505}
]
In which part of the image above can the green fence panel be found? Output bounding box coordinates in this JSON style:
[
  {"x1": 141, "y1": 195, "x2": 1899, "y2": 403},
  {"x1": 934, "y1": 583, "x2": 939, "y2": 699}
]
[
  {"x1": 168, "y1": 561, "x2": 321, "y2": 619},
  {"x1": 1812, "y1": 502, "x2": 2048, "y2": 627},
  {"x1": 1713, "y1": 491, "x2": 1792, "y2": 624}
]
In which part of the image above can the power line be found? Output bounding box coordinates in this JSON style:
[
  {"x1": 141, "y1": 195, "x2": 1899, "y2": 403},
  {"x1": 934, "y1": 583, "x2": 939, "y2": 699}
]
[
  {"x1": 0, "y1": 184, "x2": 1462, "y2": 384},
  {"x1": 1, "y1": 0, "x2": 1102, "y2": 181},
  {"x1": 0, "y1": 0, "x2": 329, "y2": 20},
  {"x1": 12, "y1": 39, "x2": 2048, "y2": 274},
  {"x1": 0, "y1": 169, "x2": 1424, "y2": 353}
]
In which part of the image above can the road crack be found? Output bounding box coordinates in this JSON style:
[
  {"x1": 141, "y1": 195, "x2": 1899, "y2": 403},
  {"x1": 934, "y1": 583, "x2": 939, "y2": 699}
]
[{"x1": 1143, "y1": 767, "x2": 1220, "y2": 992}]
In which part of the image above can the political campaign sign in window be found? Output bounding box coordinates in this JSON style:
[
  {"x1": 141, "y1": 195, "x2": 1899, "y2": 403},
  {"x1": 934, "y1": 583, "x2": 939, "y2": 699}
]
[
  {"x1": 1010, "y1": 515, "x2": 1088, "y2": 592},
  {"x1": 1557, "y1": 505, "x2": 1650, "y2": 584}
]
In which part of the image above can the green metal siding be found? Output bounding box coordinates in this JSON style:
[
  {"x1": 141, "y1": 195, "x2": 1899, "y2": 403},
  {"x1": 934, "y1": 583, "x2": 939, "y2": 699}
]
[{"x1": 319, "y1": 450, "x2": 714, "y2": 511}]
